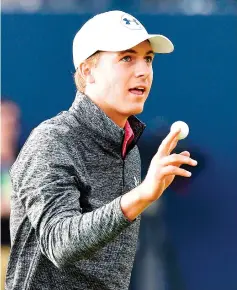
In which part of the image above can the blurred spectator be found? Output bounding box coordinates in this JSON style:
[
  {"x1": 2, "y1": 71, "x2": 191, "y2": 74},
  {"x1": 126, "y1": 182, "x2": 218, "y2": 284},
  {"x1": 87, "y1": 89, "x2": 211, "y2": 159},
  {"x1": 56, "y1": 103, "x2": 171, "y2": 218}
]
[{"x1": 1, "y1": 98, "x2": 21, "y2": 289}]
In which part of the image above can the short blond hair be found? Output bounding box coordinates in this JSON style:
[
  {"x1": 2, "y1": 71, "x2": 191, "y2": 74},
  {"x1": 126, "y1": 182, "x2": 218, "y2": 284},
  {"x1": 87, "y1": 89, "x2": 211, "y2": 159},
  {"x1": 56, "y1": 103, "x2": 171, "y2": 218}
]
[{"x1": 74, "y1": 52, "x2": 100, "y2": 93}]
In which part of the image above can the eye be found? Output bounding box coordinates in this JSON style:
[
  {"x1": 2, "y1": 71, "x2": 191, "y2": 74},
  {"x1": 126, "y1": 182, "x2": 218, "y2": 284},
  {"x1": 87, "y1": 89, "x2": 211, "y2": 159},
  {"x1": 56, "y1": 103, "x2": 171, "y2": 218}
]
[
  {"x1": 145, "y1": 56, "x2": 153, "y2": 63},
  {"x1": 121, "y1": 55, "x2": 132, "y2": 62}
]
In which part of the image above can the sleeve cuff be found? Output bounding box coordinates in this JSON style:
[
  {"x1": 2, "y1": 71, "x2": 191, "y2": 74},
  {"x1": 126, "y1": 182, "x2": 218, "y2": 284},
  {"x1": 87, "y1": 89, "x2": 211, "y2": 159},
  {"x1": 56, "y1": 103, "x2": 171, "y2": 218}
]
[{"x1": 114, "y1": 195, "x2": 137, "y2": 224}]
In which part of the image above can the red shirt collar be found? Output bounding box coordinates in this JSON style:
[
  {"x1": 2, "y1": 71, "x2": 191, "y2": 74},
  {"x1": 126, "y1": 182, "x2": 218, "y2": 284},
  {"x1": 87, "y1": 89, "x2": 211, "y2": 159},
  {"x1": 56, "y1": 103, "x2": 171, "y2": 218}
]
[{"x1": 122, "y1": 120, "x2": 135, "y2": 158}]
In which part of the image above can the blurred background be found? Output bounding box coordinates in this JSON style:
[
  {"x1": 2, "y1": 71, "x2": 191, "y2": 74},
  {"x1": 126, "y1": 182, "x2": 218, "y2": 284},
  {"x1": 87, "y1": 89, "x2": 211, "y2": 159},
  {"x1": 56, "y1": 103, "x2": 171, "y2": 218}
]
[{"x1": 1, "y1": 1, "x2": 237, "y2": 289}]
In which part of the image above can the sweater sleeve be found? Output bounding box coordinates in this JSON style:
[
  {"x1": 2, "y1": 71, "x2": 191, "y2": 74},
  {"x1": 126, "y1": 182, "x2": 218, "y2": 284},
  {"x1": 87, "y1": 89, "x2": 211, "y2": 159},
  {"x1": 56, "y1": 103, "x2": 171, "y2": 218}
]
[{"x1": 10, "y1": 125, "x2": 133, "y2": 268}]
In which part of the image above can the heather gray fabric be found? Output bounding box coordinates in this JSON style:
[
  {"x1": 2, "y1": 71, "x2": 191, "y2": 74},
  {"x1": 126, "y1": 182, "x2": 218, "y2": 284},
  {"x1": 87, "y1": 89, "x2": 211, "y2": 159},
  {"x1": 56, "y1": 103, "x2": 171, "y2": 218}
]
[{"x1": 5, "y1": 92, "x2": 146, "y2": 290}]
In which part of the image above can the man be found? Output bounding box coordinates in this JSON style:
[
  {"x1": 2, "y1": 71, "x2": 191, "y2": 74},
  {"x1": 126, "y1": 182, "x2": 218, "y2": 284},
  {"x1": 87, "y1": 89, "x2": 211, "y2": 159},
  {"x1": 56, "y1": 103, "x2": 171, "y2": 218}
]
[{"x1": 5, "y1": 11, "x2": 197, "y2": 290}]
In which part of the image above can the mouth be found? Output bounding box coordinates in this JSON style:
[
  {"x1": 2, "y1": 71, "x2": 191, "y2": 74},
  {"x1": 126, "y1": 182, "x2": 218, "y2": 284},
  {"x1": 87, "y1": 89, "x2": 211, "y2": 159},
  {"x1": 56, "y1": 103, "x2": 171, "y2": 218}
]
[{"x1": 129, "y1": 86, "x2": 146, "y2": 96}]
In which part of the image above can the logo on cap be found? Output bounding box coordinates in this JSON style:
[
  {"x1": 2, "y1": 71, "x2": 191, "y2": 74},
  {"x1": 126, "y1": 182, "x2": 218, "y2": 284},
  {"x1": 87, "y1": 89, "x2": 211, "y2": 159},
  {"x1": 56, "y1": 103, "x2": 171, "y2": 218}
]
[{"x1": 121, "y1": 13, "x2": 143, "y2": 30}]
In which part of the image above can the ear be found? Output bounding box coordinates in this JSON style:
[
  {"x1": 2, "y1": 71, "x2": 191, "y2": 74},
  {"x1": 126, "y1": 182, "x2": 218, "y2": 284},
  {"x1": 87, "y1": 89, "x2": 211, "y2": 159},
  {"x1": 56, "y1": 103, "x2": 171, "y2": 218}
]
[{"x1": 79, "y1": 62, "x2": 95, "y2": 84}]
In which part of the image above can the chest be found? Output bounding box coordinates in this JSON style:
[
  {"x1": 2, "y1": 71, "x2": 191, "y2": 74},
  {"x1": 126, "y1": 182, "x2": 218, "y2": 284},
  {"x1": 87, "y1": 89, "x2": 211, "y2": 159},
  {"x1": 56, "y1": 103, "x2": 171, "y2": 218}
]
[{"x1": 73, "y1": 143, "x2": 141, "y2": 211}]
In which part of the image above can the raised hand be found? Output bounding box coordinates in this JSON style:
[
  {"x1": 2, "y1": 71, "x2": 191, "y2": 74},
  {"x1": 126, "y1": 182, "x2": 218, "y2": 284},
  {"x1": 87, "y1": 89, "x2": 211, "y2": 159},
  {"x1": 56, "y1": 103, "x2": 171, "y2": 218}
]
[{"x1": 140, "y1": 128, "x2": 198, "y2": 202}]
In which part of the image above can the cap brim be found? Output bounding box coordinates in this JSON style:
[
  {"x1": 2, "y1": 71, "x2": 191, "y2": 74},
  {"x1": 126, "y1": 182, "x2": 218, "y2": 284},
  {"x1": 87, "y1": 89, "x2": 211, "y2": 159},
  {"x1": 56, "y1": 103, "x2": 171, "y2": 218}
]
[
  {"x1": 148, "y1": 34, "x2": 174, "y2": 53},
  {"x1": 74, "y1": 33, "x2": 174, "y2": 69},
  {"x1": 98, "y1": 33, "x2": 174, "y2": 54}
]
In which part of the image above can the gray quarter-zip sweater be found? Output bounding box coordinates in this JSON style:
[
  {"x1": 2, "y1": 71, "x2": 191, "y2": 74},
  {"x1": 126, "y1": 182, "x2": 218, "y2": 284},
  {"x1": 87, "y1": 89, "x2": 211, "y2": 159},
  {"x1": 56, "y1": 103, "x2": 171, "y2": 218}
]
[{"x1": 5, "y1": 92, "x2": 146, "y2": 290}]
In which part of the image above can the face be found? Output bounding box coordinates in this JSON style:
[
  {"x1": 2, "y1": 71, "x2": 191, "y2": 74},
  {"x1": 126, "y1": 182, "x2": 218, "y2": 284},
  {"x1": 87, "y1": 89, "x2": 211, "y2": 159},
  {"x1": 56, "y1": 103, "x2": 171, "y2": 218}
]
[{"x1": 86, "y1": 40, "x2": 154, "y2": 124}]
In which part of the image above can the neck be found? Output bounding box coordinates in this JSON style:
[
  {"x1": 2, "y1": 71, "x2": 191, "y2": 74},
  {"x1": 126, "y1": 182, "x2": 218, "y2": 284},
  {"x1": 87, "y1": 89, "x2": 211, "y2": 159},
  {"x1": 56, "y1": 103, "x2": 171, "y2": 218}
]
[
  {"x1": 84, "y1": 91, "x2": 128, "y2": 128},
  {"x1": 98, "y1": 104, "x2": 127, "y2": 128}
]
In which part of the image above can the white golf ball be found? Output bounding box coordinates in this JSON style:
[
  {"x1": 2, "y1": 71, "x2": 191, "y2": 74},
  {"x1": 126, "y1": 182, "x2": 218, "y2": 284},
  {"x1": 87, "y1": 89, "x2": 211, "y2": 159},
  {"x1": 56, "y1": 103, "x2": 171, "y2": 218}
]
[{"x1": 170, "y1": 121, "x2": 189, "y2": 140}]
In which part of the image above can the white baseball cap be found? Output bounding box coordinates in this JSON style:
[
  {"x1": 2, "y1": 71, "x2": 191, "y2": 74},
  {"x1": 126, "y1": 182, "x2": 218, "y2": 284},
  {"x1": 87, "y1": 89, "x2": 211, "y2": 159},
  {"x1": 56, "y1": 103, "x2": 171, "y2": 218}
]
[{"x1": 73, "y1": 10, "x2": 174, "y2": 70}]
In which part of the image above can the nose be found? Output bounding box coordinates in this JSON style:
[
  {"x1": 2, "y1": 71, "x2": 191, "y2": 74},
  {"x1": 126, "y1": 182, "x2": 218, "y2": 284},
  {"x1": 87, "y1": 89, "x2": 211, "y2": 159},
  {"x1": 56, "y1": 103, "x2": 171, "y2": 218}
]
[{"x1": 134, "y1": 60, "x2": 151, "y2": 79}]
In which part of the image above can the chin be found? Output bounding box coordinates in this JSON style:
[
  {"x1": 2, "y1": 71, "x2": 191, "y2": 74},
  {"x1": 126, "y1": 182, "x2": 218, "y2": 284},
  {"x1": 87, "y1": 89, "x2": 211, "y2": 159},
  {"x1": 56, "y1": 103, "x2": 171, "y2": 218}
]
[{"x1": 127, "y1": 104, "x2": 145, "y2": 116}]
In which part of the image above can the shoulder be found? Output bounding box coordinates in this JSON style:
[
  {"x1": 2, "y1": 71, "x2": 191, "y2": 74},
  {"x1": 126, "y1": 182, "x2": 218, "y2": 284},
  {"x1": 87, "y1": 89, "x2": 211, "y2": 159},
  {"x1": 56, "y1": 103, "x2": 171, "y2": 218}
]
[
  {"x1": 11, "y1": 112, "x2": 80, "y2": 170},
  {"x1": 28, "y1": 110, "x2": 82, "y2": 144}
]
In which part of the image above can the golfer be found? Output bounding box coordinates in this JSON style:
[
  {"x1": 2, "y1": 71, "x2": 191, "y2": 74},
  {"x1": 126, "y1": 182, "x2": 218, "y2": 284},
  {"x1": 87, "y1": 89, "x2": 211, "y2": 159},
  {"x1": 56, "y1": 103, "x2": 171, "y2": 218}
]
[{"x1": 5, "y1": 10, "x2": 197, "y2": 290}]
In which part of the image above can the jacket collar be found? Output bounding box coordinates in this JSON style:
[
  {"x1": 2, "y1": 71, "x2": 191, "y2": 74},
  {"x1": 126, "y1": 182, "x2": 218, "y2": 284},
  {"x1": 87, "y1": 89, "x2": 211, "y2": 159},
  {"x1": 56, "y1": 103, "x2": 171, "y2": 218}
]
[{"x1": 69, "y1": 92, "x2": 146, "y2": 153}]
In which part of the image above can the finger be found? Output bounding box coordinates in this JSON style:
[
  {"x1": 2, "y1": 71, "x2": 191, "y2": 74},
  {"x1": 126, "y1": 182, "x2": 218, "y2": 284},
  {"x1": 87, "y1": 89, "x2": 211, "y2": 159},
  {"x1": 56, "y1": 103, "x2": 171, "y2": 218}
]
[
  {"x1": 168, "y1": 138, "x2": 178, "y2": 154},
  {"x1": 161, "y1": 153, "x2": 198, "y2": 167},
  {"x1": 175, "y1": 151, "x2": 190, "y2": 168},
  {"x1": 179, "y1": 151, "x2": 190, "y2": 157},
  {"x1": 158, "y1": 128, "x2": 181, "y2": 156},
  {"x1": 161, "y1": 165, "x2": 192, "y2": 178}
]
